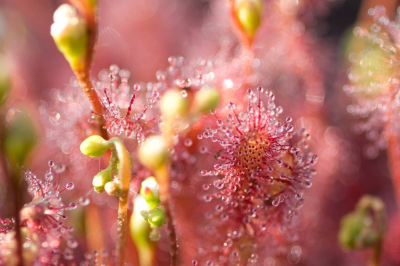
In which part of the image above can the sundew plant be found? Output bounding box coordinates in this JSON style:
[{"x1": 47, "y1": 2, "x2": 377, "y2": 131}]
[{"x1": 0, "y1": 0, "x2": 400, "y2": 265}]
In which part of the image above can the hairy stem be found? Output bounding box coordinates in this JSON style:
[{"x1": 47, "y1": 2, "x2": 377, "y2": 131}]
[
  {"x1": 386, "y1": 133, "x2": 400, "y2": 205},
  {"x1": 11, "y1": 172, "x2": 23, "y2": 266},
  {"x1": 156, "y1": 166, "x2": 178, "y2": 266},
  {"x1": 369, "y1": 241, "x2": 382, "y2": 266},
  {"x1": 69, "y1": 0, "x2": 108, "y2": 140},
  {"x1": 112, "y1": 139, "x2": 132, "y2": 266}
]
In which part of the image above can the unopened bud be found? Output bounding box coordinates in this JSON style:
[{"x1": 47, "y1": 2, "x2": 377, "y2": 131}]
[
  {"x1": 51, "y1": 4, "x2": 87, "y2": 69},
  {"x1": 145, "y1": 207, "x2": 165, "y2": 228},
  {"x1": 104, "y1": 181, "x2": 118, "y2": 196},
  {"x1": 160, "y1": 88, "x2": 190, "y2": 121},
  {"x1": 234, "y1": 0, "x2": 263, "y2": 41},
  {"x1": 130, "y1": 195, "x2": 156, "y2": 266},
  {"x1": 140, "y1": 177, "x2": 160, "y2": 209},
  {"x1": 2, "y1": 110, "x2": 36, "y2": 170},
  {"x1": 138, "y1": 135, "x2": 169, "y2": 171},
  {"x1": 338, "y1": 195, "x2": 385, "y2": 250},
  {"x1": 92, "y1": 168, "x2": 112, "y2": 193},
  {"x1": 194, "y1": 86, "x2": 220, "y2": 114},
  {"x1": 80, "y1": 135, "x2": 112, "y2": 158}
]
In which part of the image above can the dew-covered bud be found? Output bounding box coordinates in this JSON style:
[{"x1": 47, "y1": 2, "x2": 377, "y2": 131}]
[
  {"x1": 143, "y1": 207, "x2": 165, "y2": 228},
  {"x1": 92, "y1": 168, "x2": 112, "y2": 193},
  {"x1": 2, "y1": 110, "x2": 36, "y2": 170},
  {"x1": 140, "y1": 177, "x2": 160, "y2": 209},
  {"x1": 160, "y1": 88, "x2": 189, "y2": 120},
  {"x1": 138, "y1": 135, "x2": 169, "y2": 171},
  {"x1": 50, "y1": 4, "x2": 87, "y2": 69},
  {"x1": 194, "y1": 86, "x2": 220, "y2": 114},
  {"x1": 80, "y1": 135, "x2": 112, "y2": 158},
  {"x1": 233, "y1": 0, "x2": 263, "y2": 41}
]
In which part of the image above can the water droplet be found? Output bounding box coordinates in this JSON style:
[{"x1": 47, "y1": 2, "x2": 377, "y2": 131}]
[
  {"x1": 45, "y1": 173, "x2": 53, "y2": 181},
  {"x1": 48, "y1": 160, "x2": 55, "y2": 168},
  {"x1": 53, "y1": 164, "x2": 66, "y2": 174},
  {"x1": 66, "y1": 182, "x2": 74, "y2": 190},
  {"x1": 200, "y1": 146, "x2": 208, "y2": 153},
  {"x1": 202, "y1": 184, "x2": 210, "y2": 190},
  {"x1": 224, "y1": 238, "x2": 233, "y2": 247},
  {"x1": 67, "y1": 238, "x2": 78, "y2": 248},
  {"x1": 181, "y1": 90, "x2": 188, "y2": 97},
  {"x1": 184, "y1": 138, "x2": 193, "y2": 147},
  {"x1": 79, "y1": 196, "x2": 90, "y2": 206}
]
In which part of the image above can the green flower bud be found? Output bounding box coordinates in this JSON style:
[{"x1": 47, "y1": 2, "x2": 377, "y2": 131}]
[
  {"x1": 160, "y1": 88, "x2": 190, "y2": 120},
  {"x1": 3, "y1": 110, "x2": 36, "y2": 169},
  {"x1": 51, "y1": 4, "x2": 87, "y2": 69},
  {"x1": 104, "y1": 181, "x2": 118, "y2": 196},
  {"x1": 138, "y1": 135, "x2": 169, "y2": 171},
  {"x1": 140, "y1": 177, "x2": 160, "y2": 209},
  {"x1": 92, "y1": 168, "x2": 112, "y2": 193},
  {"x1": 80, "y1": 135, "x2": 112, "y2": 157},
  {"x1": 194, "y1": 86, "x2": 220, "y2": 114},
  {"x1": 146, "y1": 207, "x2": 165, "y2": 227},
  {"x1": 234, "y1": 0, "x2": 263, "y2": 41}
]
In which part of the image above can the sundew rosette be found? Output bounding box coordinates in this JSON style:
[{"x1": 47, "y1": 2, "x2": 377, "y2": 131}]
[
  {"x1": 0, "y1": 160, "x2": 84, "y2": 264},
  {"x1": 197, "y1": 87, "x2": 317, "y2": 263},
  {"x1": 95, "y1": 65, "x2": 161, "y2": 143},
  {"x1": 345, "y1": 6, "x2": 400, "y2": 157}
]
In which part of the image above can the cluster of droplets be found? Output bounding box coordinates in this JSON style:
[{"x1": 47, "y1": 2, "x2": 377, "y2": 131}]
[
  {"x1": 0, "y1": 160, "x2": 86, "y2": 264},
  {"x1": 80, "y1": 249, "x2": 111, "y2": 266},
  {"x1": 96, "y1": 65, "x2": 160, "y2": 143},
  {"x1": 197, "y1": 87, "x2": 317, "y2": 263},
  {"x1": 155, "y1": 56, "x2": 217, "y2": 92},
  {"x1": 38, "y1": 81, "x2": 92, "y2": 155},
  {"x1": 345, "y1": 6, "x2": 400, "y2": 157}
]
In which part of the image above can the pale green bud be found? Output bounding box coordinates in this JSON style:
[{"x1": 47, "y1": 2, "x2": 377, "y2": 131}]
[
  {"x1": 338, "y1": 195, "x2": 385, "y2": 250},
  {"x1": 194, "y1": 86, "x2": 220, "y2": 114},
  {"x1": 138, "y1": 135, "x2": 169, "y2": 171},
  {"x1": 2, "y1": 110, "x2": 36, "y2": 169},
  {"x1": 130, "y1": 195, "x2": 156, "y2": 266},
  {"x1": 234, "y1": 0, "x2": 263, "y2": 40},
  {"x1": 142, "y1": 207, "x2": 165, "y2": 228},
  {"x1": 160, "y1": 88, "x2": 190, "y2": 120},
  {"x1": 51, "y1": 4, "x2": 87, "y2": 69},
  {"x1": 80, "y1": 135, "x2": 112, "y2": 157},
  {"x1": 104, "y1": 181, "x2": 118, "y2": 196},
  {"x1": 140, "y1": 177, "x2": 160, "y2": 209},
  {"x1": 92, "y1": 168, "x2": 112, "y2": 193}
]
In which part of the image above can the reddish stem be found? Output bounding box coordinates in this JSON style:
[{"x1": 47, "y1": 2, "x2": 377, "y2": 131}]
[{"x1": 386, "y1": 133, "x2": 400, "y2": 205}]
